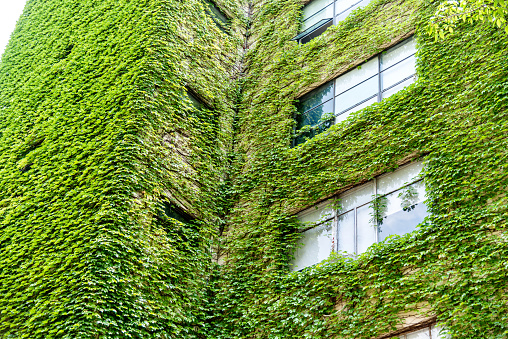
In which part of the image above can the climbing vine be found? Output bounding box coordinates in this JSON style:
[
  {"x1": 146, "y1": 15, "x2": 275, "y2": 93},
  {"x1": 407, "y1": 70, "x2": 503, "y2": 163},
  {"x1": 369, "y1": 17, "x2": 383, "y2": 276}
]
[{"x1": 0, "y1": 0, "x2": 507, "y2": 338}]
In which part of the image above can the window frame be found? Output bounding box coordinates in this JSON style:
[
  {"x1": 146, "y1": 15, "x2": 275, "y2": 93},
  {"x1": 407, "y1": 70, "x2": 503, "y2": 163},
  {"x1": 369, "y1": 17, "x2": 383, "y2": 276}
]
[
  {"x1": 293, "y1": 37, "x2": 416, "y2": 146},
  {"x1": 291, "y1": 161, "x2": 427, "y2": 271},
  {"x1": 294, "y1": 0, "x2": 374, "y2": 43},
  {"x1": 201, "y1": 0, "x2": 230, "y2": 33},
  {"x1": 384, "y1": 324, "x2": 446, "y2": 339}
]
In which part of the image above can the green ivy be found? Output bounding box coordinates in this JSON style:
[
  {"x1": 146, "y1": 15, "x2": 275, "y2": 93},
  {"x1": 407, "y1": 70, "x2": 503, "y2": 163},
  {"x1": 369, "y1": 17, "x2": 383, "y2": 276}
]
[{"x1": 0, "y1": 0, "x2": 507, "y2": 337}]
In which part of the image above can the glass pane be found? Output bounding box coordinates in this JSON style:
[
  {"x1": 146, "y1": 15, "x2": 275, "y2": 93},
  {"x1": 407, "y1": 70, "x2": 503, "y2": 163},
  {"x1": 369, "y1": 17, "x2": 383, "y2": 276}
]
[
  {"x1": 335, "y1": 0, "x2": 361, "y2": 15},
  {"x1": 188, "y1": 92, "x2": 202, "y2": 110},
  {"x1": 382, "y1": 76, "x2": 414, "y2": 99},
  {"x1": 406, "y1": 328, "x2": 430, "y2": 339},
  {"x1": 377, "y1": 161, "x2": 423, "y2": 195},
  {"x1": 204, "y1": 0, "x2": 228, "y2": 24},
  {"x1": 381, "y1": 55, "x2": 416, "y2": 90},
  {"x1": 335, "y1": 75, "x2": 378, "y2": 114},
  {"x1": 294, "y1": 118, "x2": 333, "y2": 145},
  {"x1": 335, "y1": 58, "x2": 378, "y2": 95},
  {"x1": 302, "y1": 2, "x2": 334, "y2": 31},
  {"x1": 339, "y1": 182, "x2": 375, "y2": 212},
  {"x1": 381, "y1": 37, "x2": 416, "y2": 71},
  {"x1": 356, "y1": 204, "x2": 376, "y2": 254},
  {"x1": 300, "y1": 20, "x2": 333, "y2": 44},
  {"x1": 298, "y1": 200, "x2": 335, "y2": 226},
  {"x1": 431, "y1": 325, "x2": 449, "y2": 339},
  {"x1": 299, "y1": 81, "x2": 334, "y2": 114},
  {"x1": 291, "y1": 221, "x2": 333, "y2": 271},
  {"x1": 297, "y1": 99, "x2": 334, "y2": 129},
  {"x1": 337, "y1": 210, "x2": 355, "y2": 253},
  {"x1": 336, "y1": 0, "x2": 372, "y2": 20},
  {"x1": 336, "y1": 95, "x2": 377, "y2": 121},
  {"x1": 378, "y1": 182, "x2": 428, "y2": 242}
]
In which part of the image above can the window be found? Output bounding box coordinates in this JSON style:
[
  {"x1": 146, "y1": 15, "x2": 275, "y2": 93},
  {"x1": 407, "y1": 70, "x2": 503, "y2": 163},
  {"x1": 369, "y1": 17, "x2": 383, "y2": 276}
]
[
  {"x1": 188, "y1": 91, "x2": 204, "y2": 111},
  {"x1": 162, "y1": 202, "x2": 195, "y2": 224},
  {"x1": 294, "y1": 37, "x2": 416, "y2": 145},
  {"x1": 291, "y1": 161, "x2": 428, "y2": 271},
  {"x1": 293, "y1": 0, "x2": 373, "y2": 43},
  {"x1": 202, "y1": 0, "x2": 229, "y2": 33},
  {"x1": 390, "y1": 325, "x2": 448, "y2": 339}
]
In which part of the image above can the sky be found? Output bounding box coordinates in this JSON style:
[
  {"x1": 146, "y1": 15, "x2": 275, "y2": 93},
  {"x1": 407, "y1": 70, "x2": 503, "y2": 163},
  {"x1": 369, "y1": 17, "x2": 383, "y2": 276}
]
[{"x1": 0, "y1": 0, "x2": 29, "y2": 57}]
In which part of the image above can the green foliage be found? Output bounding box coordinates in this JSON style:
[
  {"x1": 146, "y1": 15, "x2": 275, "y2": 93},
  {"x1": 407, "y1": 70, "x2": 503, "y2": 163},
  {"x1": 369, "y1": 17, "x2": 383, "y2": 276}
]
[
  {"x1": 210, "y1": 0, "x2": 508, "y2": 338},
  {"x1": 370, "y1": 194, "x2": 389, "y2": 225},
  {"x1": 428, "y1": 0, "x2": 508, "y2": 39},
  {"x1": 0, "y1": 0, "x2": 507, "y2": 337},
  {"x1": 0, "y1": 0, "x2": 241, "y2": 337}
]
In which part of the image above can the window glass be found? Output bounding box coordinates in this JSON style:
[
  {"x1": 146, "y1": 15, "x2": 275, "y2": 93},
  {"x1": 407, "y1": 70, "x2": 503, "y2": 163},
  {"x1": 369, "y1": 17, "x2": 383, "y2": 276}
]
[
  {"x1": 294, "y1": 37, "x2": 416, "y2": 145},
  {"x1": 336, "y1": 96, "x2": 377, "y2": 122},
  {"x1": 356, "y1": 204, "x2": 376, "y2": 253},
  {"x1": 339, "y1": 182, "x2": 374, "y2": 212},
  {"x1": 292, "y1": 161, "x2": 426, "y2": 268},
  {"x1": 299, "y1": 82, "x2": 334, "y2": 113},
  {"x1": 378, "y1": 181, "x2": 428, "y2": 242},
  {"x1": 406, "y1": 328, "x2": 431, "y2": 339},
  {"x1": 335, "y1": 75, "x2": 378, "y2": 114},
  {"x1": 377, "y1": 162, "x2": 423, "y2": 195},
  {"x1": 203, "y1": 0, "x2": 229, "y2": 31},
  {"x1": 381, "y1": 38, "x2": 416, "y2": 70},
  {"x1": 300, "y1": 20, "x2": 334, "y2": 44},
  {"x1": 382, "y1": 77, "x2": 415, "y2": 99},
  {"x1": 188, "y1": 92, "x2": 203, "y2": 110},
  {"x1": 335, "y1": 0, "x2": 361, "y2": 16},
  {"x1": 431, "y1": 326, "x2": 448, "y2": 339},
  {"x1": 291, "y1": 221, "x2": 333, "y2": 271},
  {"x1": 302, "y1": 1, "x2": 334, "y2": 32},
  {"x1": 335, "y1": 58, "x2": 378, "y2": 95},
  {"x1": 336, "y1": 0, "x2": 372, "y2": 19},
  {"x1": 298, "y1": 201, "x2": 335, "y2": 226},
  {"x1": 298, "y1": 99, "x2": 334, "y2": 129},
  {"x1": 381, "y1": 55, "x2": 416, "y2": 90},
  {"x1": 303, "y1": 0, "x2": 334, "y2": 19},
  {"x1": 337, "y1": 210, "x2": 355, "y2": 253}
]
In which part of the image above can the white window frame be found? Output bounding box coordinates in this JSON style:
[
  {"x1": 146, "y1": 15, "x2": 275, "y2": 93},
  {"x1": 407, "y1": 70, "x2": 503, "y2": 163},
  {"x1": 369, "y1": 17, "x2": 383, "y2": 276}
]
[{"x1": 291, "y1": 161, "x2": 427, "y2": 271}]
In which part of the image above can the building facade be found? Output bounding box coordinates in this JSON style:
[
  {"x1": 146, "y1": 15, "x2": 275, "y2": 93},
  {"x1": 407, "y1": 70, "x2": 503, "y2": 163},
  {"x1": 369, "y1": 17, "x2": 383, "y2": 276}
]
[{"x1": 0, "y1": 0, "x2": 506, "y2": 338}]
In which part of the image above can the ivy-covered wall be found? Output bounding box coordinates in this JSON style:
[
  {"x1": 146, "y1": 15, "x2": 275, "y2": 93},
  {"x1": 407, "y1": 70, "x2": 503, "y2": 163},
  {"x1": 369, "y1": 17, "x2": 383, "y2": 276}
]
[
  {"x1": 0, "y1": 0, "x2": 241, "y2": 337},
  {"x1": 0, "y1": 0, "x2": 506, "y2": 338},
  {"x1": 214, "y1": 0, "x2": 508, "y2": 338}
]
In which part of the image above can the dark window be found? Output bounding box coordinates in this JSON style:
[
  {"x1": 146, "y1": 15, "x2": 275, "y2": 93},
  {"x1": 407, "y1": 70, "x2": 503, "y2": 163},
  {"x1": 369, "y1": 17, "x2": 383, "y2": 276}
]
[
  {"x1": 202, "y1": 0, "x2": 229, "y2": 32},
  {"x1": 163, "y1": 202, "x2": 194, "y2": 224}
]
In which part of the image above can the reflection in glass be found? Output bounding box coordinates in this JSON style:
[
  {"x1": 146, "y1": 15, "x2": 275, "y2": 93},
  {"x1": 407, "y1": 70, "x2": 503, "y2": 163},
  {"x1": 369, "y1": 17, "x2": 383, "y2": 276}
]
[
  {"x1": 298, "y1": 201, "x2": 335, "y2": 225},
  {"x1": 302, "y1": 1, "x2": 335, "y2": 31},
  {"x1": 298, "y1": 100, "x2": 334, "y2": 128},
  {"x1": 356, "y1": 205, "x2": 376, "y2": 253},
  {"x1": 378, "y1": 181, "x2": 427, "y2": 242},
  {"x1": 335, "y1": 58, "x2": 378, "y2": 95},
  {"x1": 381, "y1": 37, "x2": 416, "y2": 70},
  {"x1": 377, "y1": 162, "x2": 423, "y2": 195},
  {"x1": 335, "y1": 75, "x2": 378, "y2": 114},
  {"x1": 381, "y1": 55, "x2": 416, "y2": 90},
  {"x1": 337, "y1": 210, "x2": 355, "y2": 253},
  {"x1": 339, "y1": 182, "x2": 374, "y2": 212},
  {"x1": 382, "y1": 77, "x2": 414, "y2": 99},
  {"x1": 299, "y1": 82, "x2": 334, "y2": 114},
  {"x1": 291, "y1": 221, "x2": 333, "y2": 271}
]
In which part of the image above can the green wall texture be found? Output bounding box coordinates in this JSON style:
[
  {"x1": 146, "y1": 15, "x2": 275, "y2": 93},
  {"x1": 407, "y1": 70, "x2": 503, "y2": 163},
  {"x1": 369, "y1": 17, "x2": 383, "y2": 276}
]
[{"x1": 0, "y1": 0, "x2": 507, "y2": 338}]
